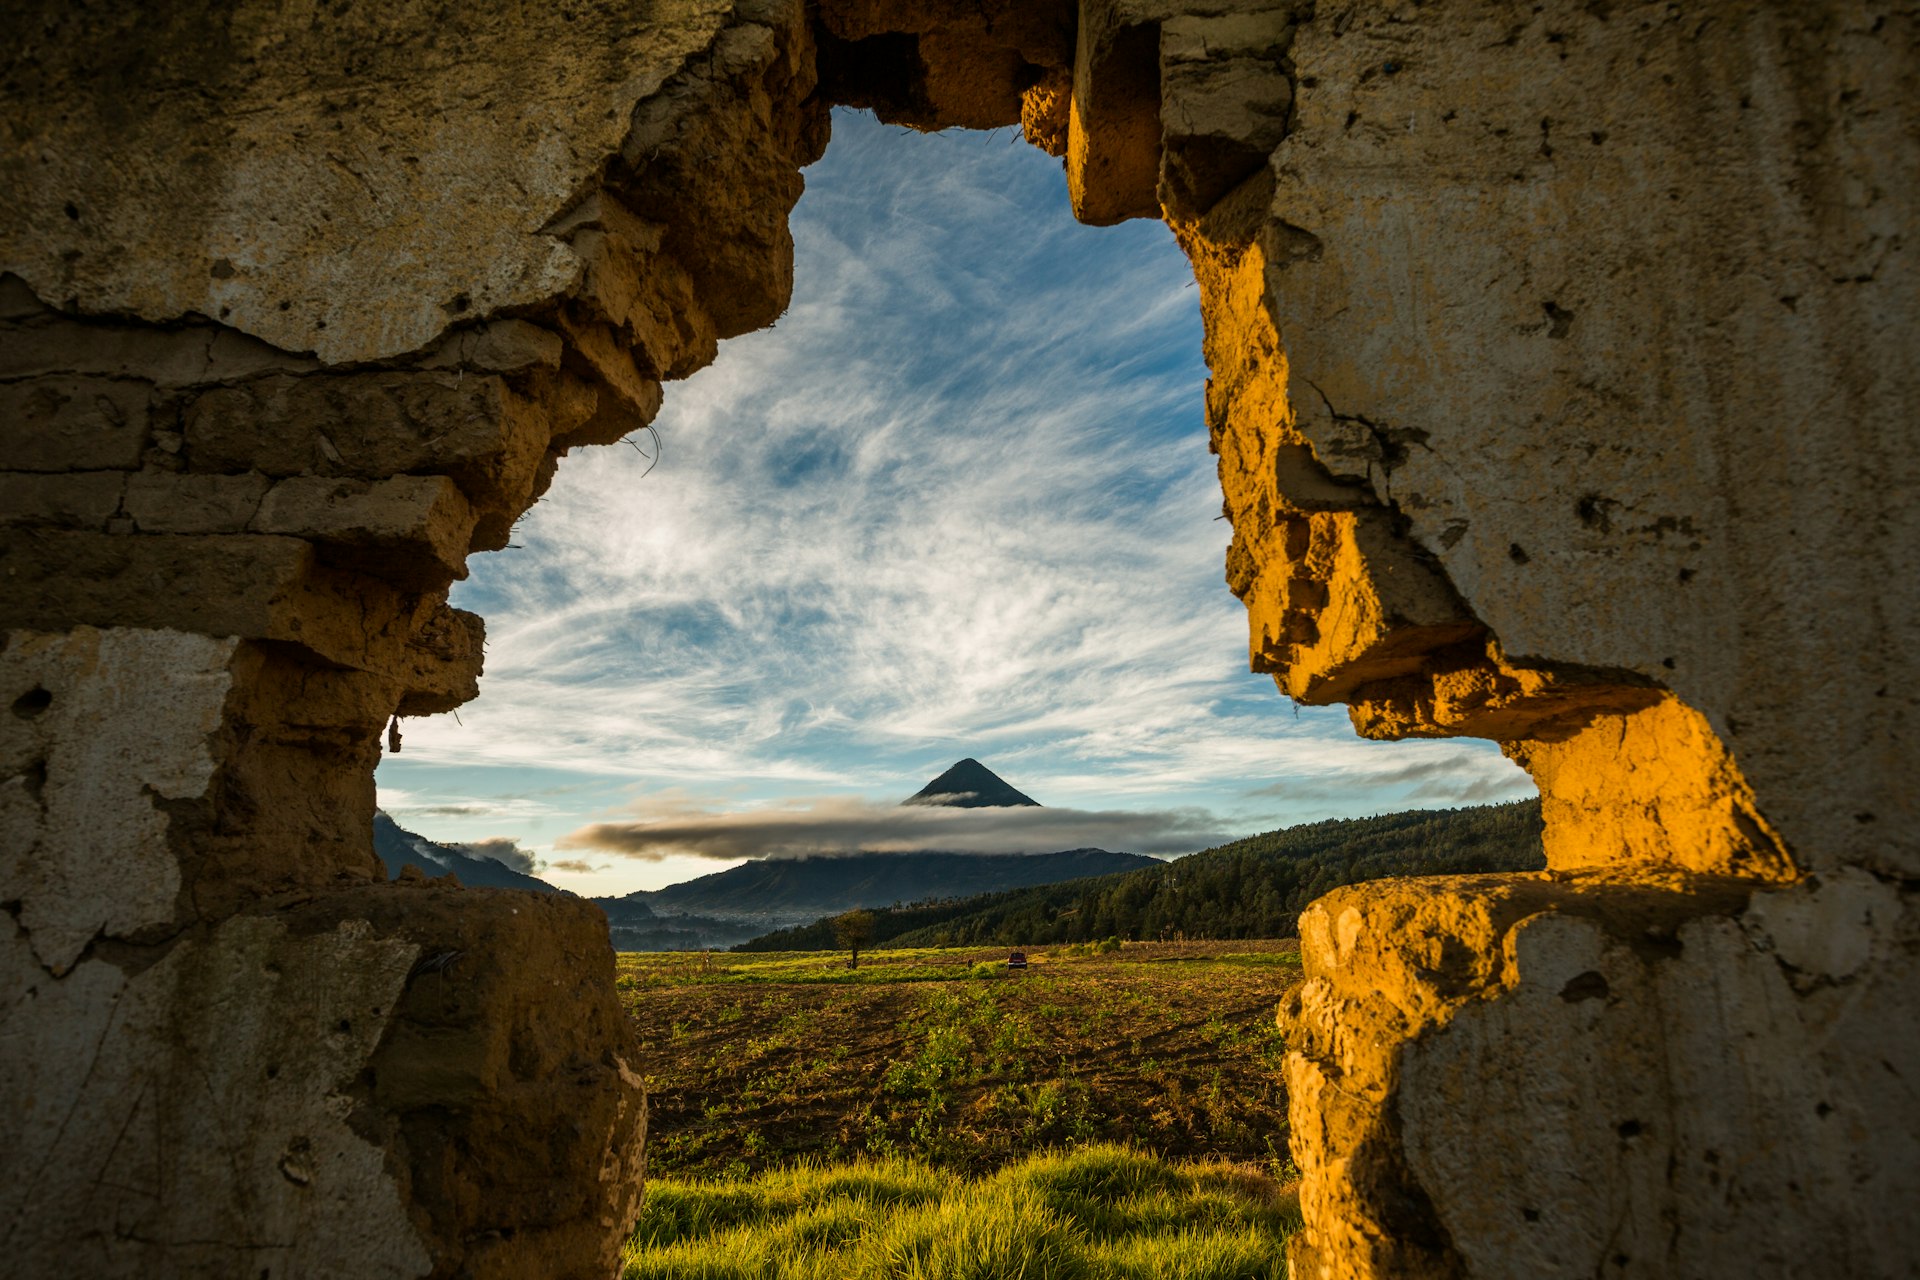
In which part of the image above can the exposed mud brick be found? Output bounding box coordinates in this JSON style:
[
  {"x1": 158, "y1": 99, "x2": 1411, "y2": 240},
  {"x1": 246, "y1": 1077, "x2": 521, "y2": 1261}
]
[
  {"x1": 395, "y1": 604, "x2": 486, "y2": 717},
  {"x1": 1, "y1": 884, "x2": 645, "y2": 1280},
  {"x1": 0, "y1": 316, "x2": 318, "y2": 386},
  {"x1": 1285, "y1": 871, "x2": 1920, "y2": 1279},
  {"x1": 347, "y1": 886, "x2": 648, "y2": 1280},
  {"x1": 1510, "y1": 696, "x2": 1796, "y2": 880},
  {"x1": 1022, "y1": 64, "x2": 1074, "y2": 156},
  {"x1": 1241, "y1": 508, "x2": 1480, "y2": 703},
  {"x1": 610, "y1": 11, "x2": 827, "y2": 353},
  {"x1": 418, "y1": 319, "x2": 566, "y2": 375},
  {"x1": 0, "y1": 532, "x2": 423, "y2": 674},
  {"x1": 544, "y1": 287, "x2": 665, "y2": 420},
  {"x1": 1, "y1": 530, "x2": 315, "y2": 638},
  {"x1": 183, "y1": 372, "x2": 549, "y2": 507},
  {"x1": 123, "y1": 470, "x2": 271, "y2": 533},
  {"x1": 0, "y1": 471, "x2": 126, "y2": 529},
  {"x1": 1069, "y1": 0, "x2": 1168, "y2": 225},
  {"x1": 1344, "y1": 642, "x2": 1660, "y2": 744},
  {"x1": 0, "y1": 376, "x2": 150, "y2": 471},
  {"x1": 1158, "y1": 10, "x2": 1294, "y2": 220},
  {"x1": 817, "y1": 0, "x2": 1074, "y2": 130},
  {"x1": 547, "y1": 371, "x2": 663, "y2": 453},
  {"x1": 253, "y1": 475, "x2": 476, "y2": 584}
]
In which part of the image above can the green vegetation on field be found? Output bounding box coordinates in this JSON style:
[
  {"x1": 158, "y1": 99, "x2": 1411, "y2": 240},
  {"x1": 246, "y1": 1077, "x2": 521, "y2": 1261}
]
[
  {"x1": 624, "y1": 1145, "x2": 1298, "y2": 1280},
  {"x1": 736, "y1": 801, "x2": 1542, "y2": 952},
  {"x1": 619, "y1": 942, "x2": 1301, "y2": 1179}
]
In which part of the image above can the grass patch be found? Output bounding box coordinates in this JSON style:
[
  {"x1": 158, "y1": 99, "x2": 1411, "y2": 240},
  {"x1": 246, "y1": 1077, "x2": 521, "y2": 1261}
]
[{"x1": 623, "y1": 1146, "x2": 1298, "y2": 1280}]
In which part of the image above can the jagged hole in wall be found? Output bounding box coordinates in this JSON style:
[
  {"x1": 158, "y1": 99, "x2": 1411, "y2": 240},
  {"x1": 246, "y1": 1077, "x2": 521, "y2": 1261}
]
[{"x1": 373, "y1": 108, "x2": 1535, "y2": 900}]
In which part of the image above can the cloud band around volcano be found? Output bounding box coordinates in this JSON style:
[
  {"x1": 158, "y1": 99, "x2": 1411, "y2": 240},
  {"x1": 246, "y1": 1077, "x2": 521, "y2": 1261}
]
[{"x1": 558, "y1": 796, "x2": 1231, "y2": 861}]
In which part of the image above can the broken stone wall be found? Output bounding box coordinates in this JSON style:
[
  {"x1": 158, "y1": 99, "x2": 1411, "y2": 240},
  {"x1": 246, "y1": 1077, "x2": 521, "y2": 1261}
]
[
  {"x1": 2, "y1": 1, "x2": 827, "y2": 1273},
  {"x1": 1146, "y1": 2, "x2": 1918, "y2": 1274},
  {"x1": 2, "y1": 0, "x2": 1914, "y2": 1276}
]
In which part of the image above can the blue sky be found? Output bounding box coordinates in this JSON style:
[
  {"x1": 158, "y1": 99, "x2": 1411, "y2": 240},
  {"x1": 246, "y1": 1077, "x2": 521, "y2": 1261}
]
[{"x1": 375, "y1": 110, "x2": 1532, "y2": 896}]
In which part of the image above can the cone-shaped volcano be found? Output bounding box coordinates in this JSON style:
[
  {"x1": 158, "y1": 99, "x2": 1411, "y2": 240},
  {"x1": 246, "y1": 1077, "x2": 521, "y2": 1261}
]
[{"x1": 906, "y1": 758, "x2": 1040, "y2": 808}]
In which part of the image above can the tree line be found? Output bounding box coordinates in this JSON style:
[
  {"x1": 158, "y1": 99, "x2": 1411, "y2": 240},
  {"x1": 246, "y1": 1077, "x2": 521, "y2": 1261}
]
[{"x1": 734, "y1": 800, "x2": 1544, "y2": 952}]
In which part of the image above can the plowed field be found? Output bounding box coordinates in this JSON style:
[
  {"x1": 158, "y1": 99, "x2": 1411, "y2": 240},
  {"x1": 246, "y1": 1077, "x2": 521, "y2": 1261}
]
[{"x1": 615, "y1": 941, "x2": 1302, "y2": 1178}]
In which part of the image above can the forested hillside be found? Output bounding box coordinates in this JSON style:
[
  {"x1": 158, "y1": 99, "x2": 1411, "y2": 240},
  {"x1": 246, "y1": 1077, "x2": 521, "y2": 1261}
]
[{"x1": 735, "y1": 801, "x2": 1543, "y2": 951}]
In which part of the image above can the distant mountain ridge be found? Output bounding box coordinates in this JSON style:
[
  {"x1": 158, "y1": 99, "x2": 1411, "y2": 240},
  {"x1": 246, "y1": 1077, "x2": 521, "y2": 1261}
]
[
  {"x1": 906, "y1": 757, "x2": 1040, "y2": 808},
  {"x1": 736, "y1": 801, "x2": 1545, "y2": 952},
  {"x1": 591, "y1": 759, "x2": 1143, "y2": 949},
  {"x1": 377, "y1": 759, "x2": 1191, "y2": 952},
  {"x1": 372, "y1": 812, "x2": 563, "y2": 894},
  {"x1": 594, "y1": 848, "x2": 1157, "y2": 949}
]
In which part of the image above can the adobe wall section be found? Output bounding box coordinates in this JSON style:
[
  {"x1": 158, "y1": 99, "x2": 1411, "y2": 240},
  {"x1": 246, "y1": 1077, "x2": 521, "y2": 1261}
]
[
  {"x1": 1284, "y1": 869, "x2": 1920, "y2": 1277},
  {"x1": 1161, "y1": 2, "x2": 1918, "y2": 1272},
  {"x1": 3, "y1": 2, "x2": 828, "y2": 1273},
  {"x1": 3, "y1": 1, "x2": 736, "y2": 362},
  {"x1": 1253, "y1": 3, "x2": 1918, "y2": 878},
  {"x1": 1, "y1": 1, "x2": 1915, "y2": 1277}
]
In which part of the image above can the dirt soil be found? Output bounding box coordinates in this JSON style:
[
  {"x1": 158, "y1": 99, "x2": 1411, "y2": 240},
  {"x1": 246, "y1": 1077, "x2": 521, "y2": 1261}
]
[{"x1": 616, "y1": 940, "x2": 1302, "y2": 1177}]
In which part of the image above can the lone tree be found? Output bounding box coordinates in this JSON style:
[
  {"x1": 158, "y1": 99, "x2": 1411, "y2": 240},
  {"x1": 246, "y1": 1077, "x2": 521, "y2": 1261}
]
[{"x1": 832, "y1": 909, "x2": 876, "y2": 969}]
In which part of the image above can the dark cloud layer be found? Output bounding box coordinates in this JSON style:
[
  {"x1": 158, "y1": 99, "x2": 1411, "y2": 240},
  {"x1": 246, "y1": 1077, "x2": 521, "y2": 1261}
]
[
  {"x1": 560, "y1": 797, "x2": 1229, "y2": 862},
  {"x1": 452, "y1": 836, "x2": 543, "y2": 875}
]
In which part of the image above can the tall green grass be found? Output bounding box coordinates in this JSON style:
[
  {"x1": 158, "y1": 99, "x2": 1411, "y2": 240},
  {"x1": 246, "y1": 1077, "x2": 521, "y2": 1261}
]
[{"x1": 623, "y1": 1145, "x2": 1298, "y2": 1280}]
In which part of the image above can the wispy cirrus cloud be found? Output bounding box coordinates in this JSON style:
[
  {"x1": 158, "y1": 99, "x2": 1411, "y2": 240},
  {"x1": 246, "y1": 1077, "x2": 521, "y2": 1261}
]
[
  {"x1": 1240, "y1": 749, "x2": 1534, "y2": 808},
  {"x1": 377, "y1": 110, "x2": 1532, "y2": 892},
  {"x1": 399, "y1": 114, "x2": 1239, "y2": 779}
]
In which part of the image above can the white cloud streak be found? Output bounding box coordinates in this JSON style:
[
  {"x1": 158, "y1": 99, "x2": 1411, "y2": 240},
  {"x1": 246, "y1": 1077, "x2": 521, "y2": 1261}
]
[
  {"x1": 383, "y1": 112, "x2": 1532, "y2": 868},
  {"x1": 560, "y1": 795, "x2": 1219, "y2": 861}
]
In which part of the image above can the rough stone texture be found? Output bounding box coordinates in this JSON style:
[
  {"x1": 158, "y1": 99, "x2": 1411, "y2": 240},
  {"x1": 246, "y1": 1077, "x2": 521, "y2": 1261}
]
[
  {"x1": 1, "y1": 0, "x2": 1914, "y2": 1276},
  {"x1": 1284, "y1": 870, "x2": 1920, "y2": 1278},
  {"x1": 1, "y1": 1, "x2": 826, "y2": 1273},
  {"x1": 0, "y1": 885, "x2": 644, "y2": 1279},
  {"x1": 0, "y1": 1, "x2": 739, "y2": 363},
  {"x1": 815, "y1": 0, "x2": 1074, "y2": 131},
  {"x1": 1246, "y1": 2, "x2": 1918, "y2": 881},
  {"x1": 1168, "y1": 2, "x2": 1918, "y2": 1273}
]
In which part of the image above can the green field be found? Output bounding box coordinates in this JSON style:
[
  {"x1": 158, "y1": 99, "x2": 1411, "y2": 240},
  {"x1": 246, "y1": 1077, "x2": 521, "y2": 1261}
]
[
  {"x1": 617, "y1": 940, "x2": 1303, "y2": 1180},
  {"x1": 624, "y1": 1145, "x2": 1299, "y2": 1280},
  {"x1": 617, "y1": 940, "x2": 1305, "y2": 1276}
]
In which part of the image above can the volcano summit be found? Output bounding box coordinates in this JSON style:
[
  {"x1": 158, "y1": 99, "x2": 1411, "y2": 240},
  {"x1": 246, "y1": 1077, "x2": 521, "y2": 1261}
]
[{"x1": 906, "y1": 758, "x2": 1041, "y2": 809}]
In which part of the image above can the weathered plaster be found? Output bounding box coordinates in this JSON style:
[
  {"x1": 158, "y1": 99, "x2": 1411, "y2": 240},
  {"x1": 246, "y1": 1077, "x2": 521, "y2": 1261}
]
[
  {"x1": 0, "y1": 628, "x2": 237, "y2": 973},
  {"x1": 0, "y1": 1, "x2": 738, "y2": 363},
  {"x1": 1258, "y1": 2, "x2": 1919, "y2": 876},
  {"x1": 0, "y1": 911, "x2": 430, "y2": 1278}
]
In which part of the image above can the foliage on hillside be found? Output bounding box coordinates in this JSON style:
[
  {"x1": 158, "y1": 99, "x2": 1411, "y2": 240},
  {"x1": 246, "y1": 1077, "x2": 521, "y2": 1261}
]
[
  {"x1": 600, "y1": 848, "x2": 1157, "y2": 943},
  {"x1": 624, "y1": 1146, "x2": 1298, "y2": 1280},
  {"x1": 736, "y1": 801, "x2": 1542, "y2": 952}
]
